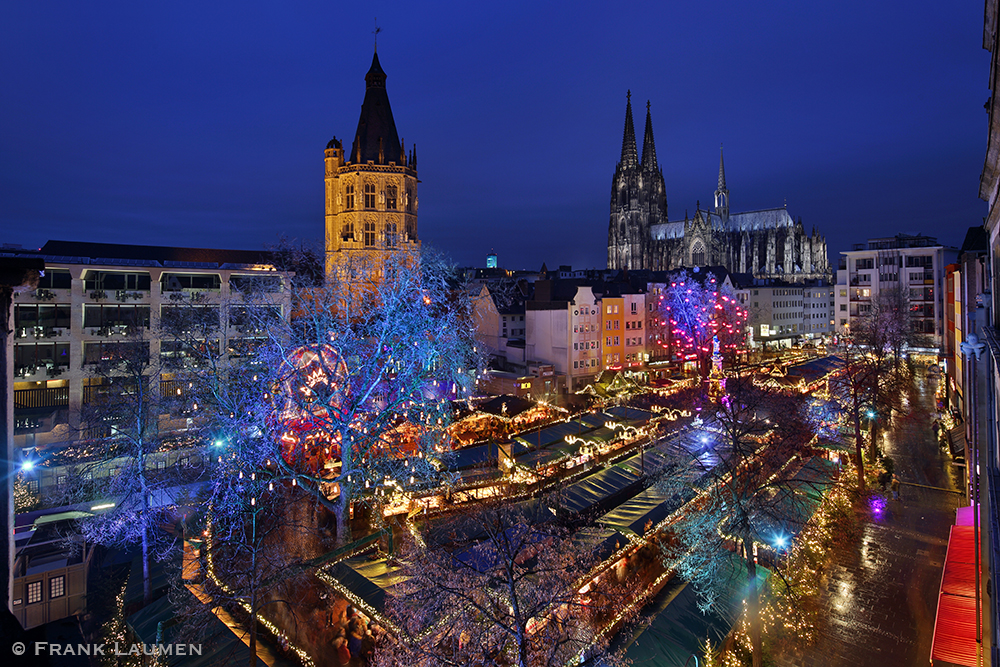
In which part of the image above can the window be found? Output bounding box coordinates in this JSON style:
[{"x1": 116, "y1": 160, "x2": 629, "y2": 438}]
[
  {"x1": 364, "y1": 220, "x2": 376, "y2": 247},
  {"x1": 574, "y1": 361, "x2": 579, "y2": 369},
  {"x1": 606, "y1": 337, "x2": 612, "y2": 346},
  {"x1": 631, "y1": 302, "x2": 637, "y2": 314},
  {"x1": 27, "y1": 581, "x2": 42, "y2": 604},
  {"x1": 342, "y1": 220, "x2": 354, "y2": 240},
  {"x1": 27, "y1": 479, "x2": 39, "y2": 494},
  {"x1": 385, "y1": 222, "x2": 398, "y2": 247},
  {"x1": 364, "y1": 182, "x2": 376, "y2": 208},
  {"x1": 345, "y1": 183, "x2": 355, "y2": 210},
  {"x1": 606, "y1": 306, "x2": 612, "y2": 314},
  {"x1": 57, "y1": 475, "x2": 66, "y2": 488},
  {"x1": 385, "y1": 185, "x2": 397, "y2": 210},
  {"x1": 840, "y1": 304, "x2": 847, "y2": 311},
  {"x1": 613, "y1": 336, "x2": 620, "y2": 345},
  {"x1": 614, "y1": 320, "x2": 620, "y2": 330},
  {"x1": 606, "y1": 321, "x2": 612, "y2": 331},
  {"x1": 50, "y1": 575, "x2": 65, "y2": 599}
]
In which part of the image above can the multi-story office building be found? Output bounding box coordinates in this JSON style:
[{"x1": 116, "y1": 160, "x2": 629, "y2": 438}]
[
  {"x1": 6, "y1": 240, "x2": 291, "y2": 452},
  {"x1": 833, "y1": 234, "x2": 957, "y2": 352},
  {"x1": 803, "y1": 284, "x2": 835, "y2": 338}
]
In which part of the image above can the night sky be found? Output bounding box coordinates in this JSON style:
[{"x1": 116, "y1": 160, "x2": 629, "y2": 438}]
[{"x1": 1, "y1": 1, "x2": 989, "y2": 271}]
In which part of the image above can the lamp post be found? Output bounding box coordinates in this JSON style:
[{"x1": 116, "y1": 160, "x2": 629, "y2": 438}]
[{"x1": 959, "y1": 332, "x2": 986, "y2": 660}]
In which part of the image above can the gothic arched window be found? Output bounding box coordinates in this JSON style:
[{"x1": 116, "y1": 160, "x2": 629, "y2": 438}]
[
  {"x1": 364, "y1": 182, "x2": 376, "y2": 209},
  {"x1": 364, "y1": 220, "x2": 376, "y2": 247},
  {"x1": 385, "y1": 222, "x2": 397, "y2": 247},
  {"x1": 345, "y1": 183, "x2": 355, "y2": 210},
  {"x1": 385, "y1": 185, "x2": 397, "y2": 210}
]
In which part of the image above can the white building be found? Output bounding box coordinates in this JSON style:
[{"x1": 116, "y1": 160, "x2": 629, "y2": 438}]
[
  {"x1": 526, "y1": 282, "x2": 604, "y2": 392},
  {"x1": 6, "y1": 240, "x2": 292, "y2": 451},
  {"x1": 833, "y1": 234, "x2": 957, "y2": 352}
]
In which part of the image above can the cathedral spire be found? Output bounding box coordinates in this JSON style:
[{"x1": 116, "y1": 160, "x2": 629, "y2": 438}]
[
  {"x1": 640, "y1": 100, "x2": 658, "y2": 171},
  {"x1": 619, "y1": 91, "x2": 638, "y2": 168},
  {"x1": 714, "y1": 144, "x2": 729, "y2": 221}
]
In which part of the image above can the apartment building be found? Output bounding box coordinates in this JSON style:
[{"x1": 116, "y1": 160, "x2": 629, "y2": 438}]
[{"x1": 834, "y1": 234, "x2": 957, "y2": 352}]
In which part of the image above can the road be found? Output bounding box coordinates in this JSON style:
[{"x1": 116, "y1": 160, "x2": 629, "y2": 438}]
[{"x1": 776, "y1": 367, "x2": 962, "y2": 666}]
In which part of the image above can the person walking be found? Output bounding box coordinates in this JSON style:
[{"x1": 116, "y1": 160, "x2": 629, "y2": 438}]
[{"x1": 891, "y1": 474, "x2": 901, "y2": 501}]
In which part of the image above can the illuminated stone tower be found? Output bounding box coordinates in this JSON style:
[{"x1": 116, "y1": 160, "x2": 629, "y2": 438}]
[{"x1": 325, "y1": 50, "x2": 419, "y2": 277}]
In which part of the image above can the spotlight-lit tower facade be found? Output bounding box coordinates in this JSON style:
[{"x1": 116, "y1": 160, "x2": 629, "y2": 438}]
[{"x1": 325, "y1": 50, "x2": 419, "y2": 277}]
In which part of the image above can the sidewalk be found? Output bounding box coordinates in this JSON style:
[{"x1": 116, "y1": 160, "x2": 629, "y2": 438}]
[{"x1": 776, "y1": 368, "x2": 962, "y2": 666}]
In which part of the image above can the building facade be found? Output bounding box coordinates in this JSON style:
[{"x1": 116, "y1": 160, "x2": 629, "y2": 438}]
[
  {"x1": 607, "y1": 95, "x2": 830, "y2": 282},
  {"x1": 832, "y1": 234, "x2": 956, "y2": 352},
  {"x1": 6, "y1": 240, "x2": 290, "y2": 453},
  {"x1": 324, "y1": 51, "x2": 419, "y2": 277}
]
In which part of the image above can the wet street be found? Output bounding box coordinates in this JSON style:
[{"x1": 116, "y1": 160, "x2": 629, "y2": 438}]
[{"x1": 777, "y1": 368, "x2": 963, "y2": 666}]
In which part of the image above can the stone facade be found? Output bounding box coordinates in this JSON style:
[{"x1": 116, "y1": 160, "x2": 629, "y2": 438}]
[
  {"x1": 607, "y1": 95, "x2": 830, "y2": 283},
  {"x1": 325, "y1": 51, "x2": 419, "y2": 277}
]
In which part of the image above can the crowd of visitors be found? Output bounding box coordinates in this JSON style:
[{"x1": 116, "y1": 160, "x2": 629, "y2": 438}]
[{"x1": 332, "y1": 605, "x2": 384, "y2": 666}]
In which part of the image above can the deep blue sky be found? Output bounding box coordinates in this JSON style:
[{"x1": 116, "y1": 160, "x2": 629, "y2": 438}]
[{"x1": 1, "y1": 1, "x2": 989, "y2": 270}]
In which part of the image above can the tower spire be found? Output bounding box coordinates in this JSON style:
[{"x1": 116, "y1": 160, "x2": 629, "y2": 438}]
[
  {"x1": 715, "y1": 144, "x2": 729, "y2": 220},
  {"x1": 640, "y1": 100, "x2": 658, "y2": 171},
  {"x1": 619, "y1": 91, "x2": 638, "y2": 168}
]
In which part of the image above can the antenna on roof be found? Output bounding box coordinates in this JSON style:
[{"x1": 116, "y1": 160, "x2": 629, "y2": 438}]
[{"x1": 373, "y1": 18, "x2": 381, "y2": 52}]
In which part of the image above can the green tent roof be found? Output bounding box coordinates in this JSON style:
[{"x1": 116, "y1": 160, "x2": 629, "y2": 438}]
[{"x1": 127, "y1": 591, "x2": 268, "y2": 667}]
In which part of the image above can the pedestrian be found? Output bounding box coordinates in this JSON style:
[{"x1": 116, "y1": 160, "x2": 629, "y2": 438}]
[
  {"x1": 891, "y1": 474, "x2": 901, "y2": 501},
  {"x1": 932, "y1": 420, "x2": 940, "y2": 438}
]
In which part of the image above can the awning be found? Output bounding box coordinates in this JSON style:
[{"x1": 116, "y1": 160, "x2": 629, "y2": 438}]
[
  {"x1": 326, "y1": 555, "x2": 410, "y2": 613},
  {"x1": 127, "y1": 590, "x2": 268, "y2": 667},
  {"x1": 956, "y1": 505, "x2": 976, "y2": 526},
  {"x1": 515, "y1": 421, "x2": 597, "y2": 450},
  {"x1": 947, "y1": 426, "x2": 968, "y2": 461},
  {"x1": 606, "y1": 406, "x2": 655, "y2": 426},
  {"x1": 554, "y1": 465, "x2": 642, "y2": 518},
  {"x1": 930, "y1": 525, "x2": 978, "y2": 666},
  {"x1": 597, "y1": 486, "x2": 687, "y2": 537},
  {"x1": 617, "y1": 555, "x2": 770, "y2": 666}
]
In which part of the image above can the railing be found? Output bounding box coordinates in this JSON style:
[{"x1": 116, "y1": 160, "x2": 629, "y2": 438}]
[{"x1": 14, "y1": 386, "x2": 69, "y2": 409}]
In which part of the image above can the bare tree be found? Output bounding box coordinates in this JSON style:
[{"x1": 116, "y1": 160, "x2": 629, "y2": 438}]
[
  {"x1": 828, "y1": 337, "x2": 879, "y2": 490},
  {"x1": 167, "y1": 247, "x2": 485, "y2": 546},
  {"x1": 70, "y1": 325, "x2": 184, "y2": 604},
  {"x1": 657, "y1": 376, "x2": 819, "y2": 667},
  {"x1": 373, "y1": 500, "x2": 631, "y2": 667}
]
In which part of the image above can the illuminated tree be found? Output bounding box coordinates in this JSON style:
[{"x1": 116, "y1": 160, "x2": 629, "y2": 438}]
[
  {"x1": 68, "y1": 326, "x2": 186, "y2": 605},
  {"x1": 170, "y1": 248, "x2": 485, "y2": 545},
  {"x1": 657, "y1": 269, "x2": 747, "y2": 377},
  {"x1": 657, "y1": 376, "x2": 819, "y2": 667},
  {"x1": 373, "y1": 500, "x2": 631, "y2": 667}
]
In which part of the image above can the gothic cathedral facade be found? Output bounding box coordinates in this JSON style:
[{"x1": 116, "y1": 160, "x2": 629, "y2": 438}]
[
  {"x1": 607, "y1": 94, "x2": 830, "y2": 281},
  {"x1": 325, "y1": 51, "x2": 419, "y2": 277}
]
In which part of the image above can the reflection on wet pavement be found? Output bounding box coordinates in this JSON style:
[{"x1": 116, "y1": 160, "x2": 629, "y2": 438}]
[{"x1": 776, "y1": 369, "x2": 962, "y2": 667}]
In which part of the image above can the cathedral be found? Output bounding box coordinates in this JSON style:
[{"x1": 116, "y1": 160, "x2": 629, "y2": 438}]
[
  {"x1": 607, "y1": 94, "x2": 830, "y2": 281},
  {"x1": 324, "y1": 50, "x2": 419, "y2": 277}
]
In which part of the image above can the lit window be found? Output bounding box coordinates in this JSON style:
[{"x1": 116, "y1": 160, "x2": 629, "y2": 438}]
[
  {"x1": 50, "y1": 576, "x2": 65, "y2": 599},
  {"x1": 385, "y1": 185, "x2": 397, "y2": 210},
  {"x1": 27, "y1": 581, "x2": 42, "y2": 604}
]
